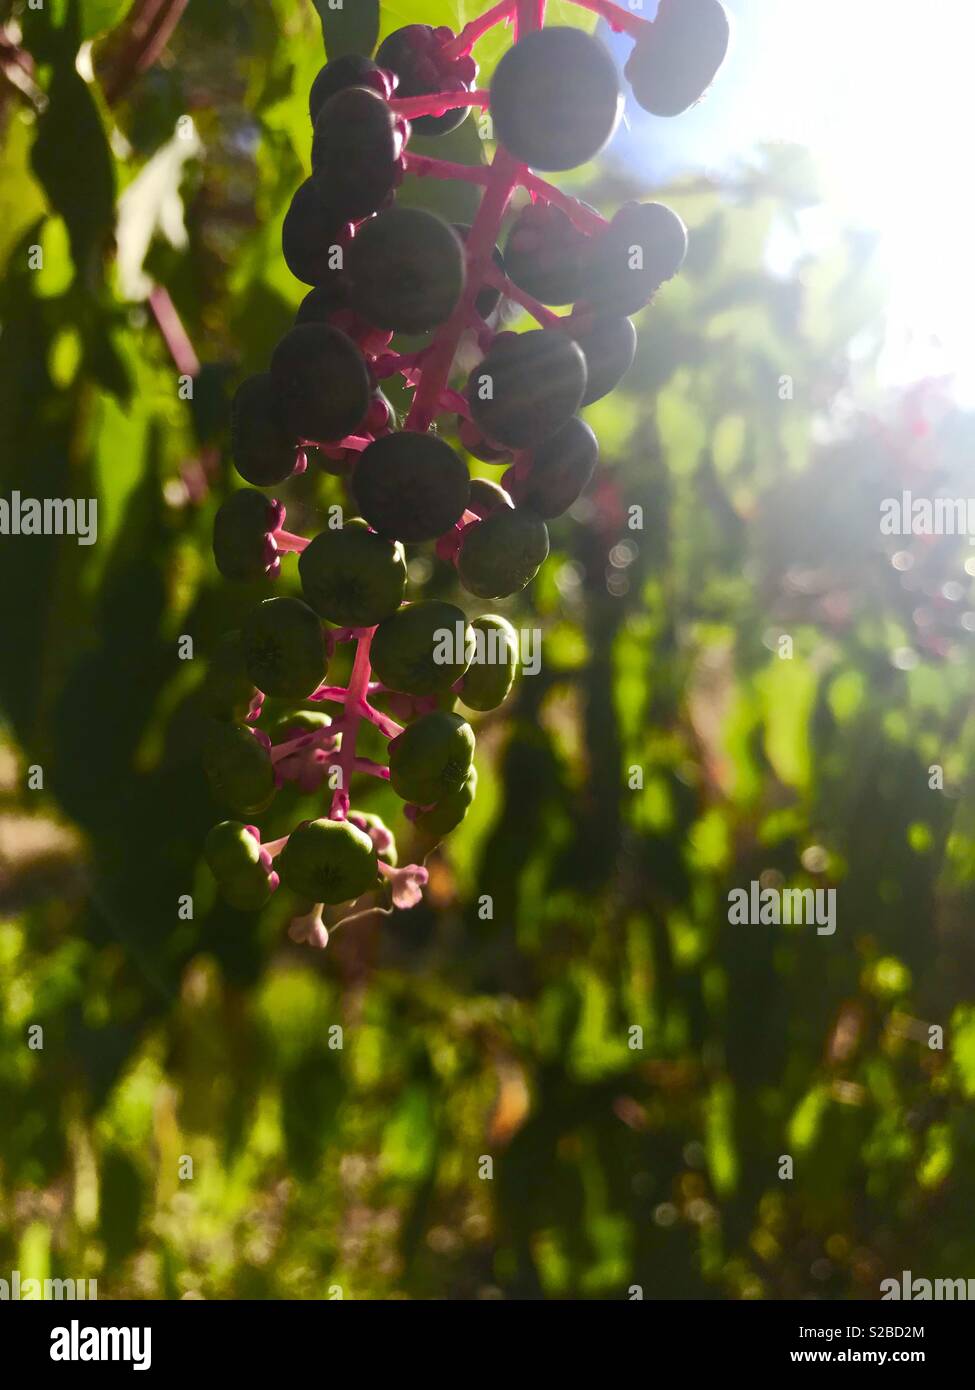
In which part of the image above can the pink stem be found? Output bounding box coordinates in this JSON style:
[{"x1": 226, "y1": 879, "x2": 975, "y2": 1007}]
[
  {"x1": 568, "y1": 0, "x2": 648, "y2": 38},
  {"x1": 439, "y1": 0, "x2": 518, "y2": 59},
  {"x1": 406, "y1": 145, "x2": 524, "y2": 431},
  {"x1": 329, "y1": 629, "x2": 374, "y2": 820},
  {"x1": 148, "y1": 285, "x2": 199, "y2": 377},
  {"x1": 354, "y1": 757, "x2": 391, "y2": 780},
  {"x1": 360, "y1": 703, "x2": 405, "y2": 741},
  {"x1": 482, "y1": 263, "x2": 564, "y2": 328},
  {"x1": 389, "y1": 89, "x2": 490, "y2": 119},
  {"x1": 404, "y1": 152, "x2": 492, "y2": 186},
  {"x1": 270, "y1": 728, "x2": 336, "y2": 764},
  {"x1": 519, "y1": 170, "x2": 608, "y2": 235},
  {"x1": 273, "y1": 529, "x2": 309, "y2": 553},
  {"x1": 261, "y1": 835, "x2": 290, "y2": 857},
  {"x1": 310, "y1": 684, "x2": 351, "y2": 705}
]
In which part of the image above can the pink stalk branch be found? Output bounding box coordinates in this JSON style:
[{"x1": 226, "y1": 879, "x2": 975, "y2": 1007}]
[
  {"x1": 566, "y1": 0, "x2": 648, "y2": 38},
  {"x1": 406, "y1": 144, "x2": 523, "y2": 430},
  {"x1": 148, "y1": 285, "x2": 199, "y2": 377},
  {"x1": 328, "y1": 629, "x2": 375, "y2": 820},
  {"x1": 518, "y1": 170, "x2": 608, "y2": 234},
  {"x1": 439, "y1": 0, "x2": 519, "y2": 59},
  {"x1": 482, "y1": 263, "x2": 564, "y2": 328},
  {"x1": 273, "y1": 529, "x2": 309, "y2": 553},
  {"x1": 404, "y1": 152, "x2": 492, "y2": 186},
  {"x1": 389, "y1": 89, "x2": 490, "y2": 119}
]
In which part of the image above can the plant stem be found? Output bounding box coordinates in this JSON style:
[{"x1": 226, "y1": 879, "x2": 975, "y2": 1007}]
[
  {"x1": 567, "y1": 0, "x2": 648, "y2": 38},
  {"x1": 389, "y1": 89, "x2": 490, "y2": 119},
  {"x1": 439, "y1": 0, "x2": 519, "y2": 59},
  {"x1": 518, "y1": 170, "x2": 608, "y2": 234},
  {"x1": 404, "y1": 152, "x2": 492, "y2": 186}
]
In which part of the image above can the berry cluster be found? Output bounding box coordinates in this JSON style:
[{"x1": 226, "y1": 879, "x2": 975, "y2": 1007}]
[{"x1": 203, "y1": 0, "x2": 730, "y2": 943}]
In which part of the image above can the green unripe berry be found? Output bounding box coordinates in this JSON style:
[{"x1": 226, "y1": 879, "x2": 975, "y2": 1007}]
[
  {"x1": 371, "y1": 600, "x2": 472, "y2": 696},
  {"x1": 388, "y1": 710, "x2": 475, "y2": 806},
  {"x1": 458, "y1": 615, "x2": 519, "y2": 711},
  {"x1": 457, "y1": 508, "x2": 549, "y2": 599},
  {"x1": 203, "y1": 820, "x2": 274, "y2": 910},
  {"x1": 269, "y1": 709, "x2": 332, "y2": 741},
  {"x1": 414, "y1": 765, "x2": 477, "y2": 843},
  {"x1": 202, "y1": 722, "x2": 275, "y2": 815},
  {"x1": 242, "y1": 596, "x2": 327, "y2": 699},
  {"x1": 202, "y1": 630, "x2": 260, "y2": 722},
  {"x1": 213, "y1": 489, "x2": 276, "y2": 582},
  {"x1": 298, "y1": 520, "x2": 407, "y2": 626},
  {"x1": 277, "y1": 817, "x2": 380, "y2": 905}
]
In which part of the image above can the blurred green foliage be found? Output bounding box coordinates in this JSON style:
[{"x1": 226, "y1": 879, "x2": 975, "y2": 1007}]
[{"x1": 2, "y1": 0, "x2": 975, "y2": 1300}]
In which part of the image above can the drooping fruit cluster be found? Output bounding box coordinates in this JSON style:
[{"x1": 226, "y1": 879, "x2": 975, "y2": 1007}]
[{"x1": 202, "y1": 0, "x2": 730, "y2": 943}]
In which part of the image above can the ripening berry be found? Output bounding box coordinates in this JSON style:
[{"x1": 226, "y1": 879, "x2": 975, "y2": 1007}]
[
  {"x1": 467, "y1": 330, "x2": 587, "y2": 449},
  {"x1": 282, "y1": 179, "x2": 347, "y2": 288},
  {"x1": 347, "y1": 208, "x2": 465, "y2": 333},
  {"x1": 204, "y1": 821, "x2": 275, "y2": 911},
  {"x1": 277, "y1": 817, "x2": 380, "y2": 905},
  {"x1": 298, "y1": 520, "x2": 407, "y2": 627},
  {"x1": 371, "y1": 599, "x2": 472, "y2": 696},
  {"x1": 413, "y1": 766, "x2": 477, "y2": 843},
  {"x1": 579, "y1": 202, "x2": 688, "y2": 316},
  {"x1": 241, "y1": 595, "x2": 328, "y2": 699},
  {"x1": 269, "y1": 323, "x2": 370, "y2": 444},
  {"x1": 201, "y1": 630, "x2": 260, "y2": 723},
  {"x1": 311, "y1": 86, "x2": 404, "y2": 221},
  {"x1": 458, "y1": 615, "x2": 519, "y2": 711},
  {"x1": 458, "y1": 418, "x2": 511, "y2": 464},
  {"x1": 388, "y1": 710, "x2": 475, "y2": 806},
  {"x1": 376, "y1": 24, "x2": 476, "y2": 137},
  {"x1": 213, "y1": 489, "x2": 278, "y2": 583},
  {"x1": 352, "y1": 432, "x2": 470, "y2": 543},
  {"x1": 625, "y1": 0, "x2": 730, "y2": 117},
  {"x1": 571, "y1": 314, "x2": 637, "y2": 404},
  {"x1": 511, "y1": 416, "x2": 598, "y2": 520},
  {"x1": 230, "y1": 373, "x2": 296, "y2": 487},
  {"x1": 309, "y1": 54, "x2": 388, "y2": 125},
  {"x1": 457, "y1": 507, "x2": 549, "y2": 599},
  {"x1": 295, "y1": 282, "x2": 350, "y2": 327},
  {"x1": 504, "y1": 203, "x2": 589, "y2": 306},
  {"x1": 203, "y1": 722, "x2": 275, "y2": 815},
  {"x1": 468, "y1": 477, "x2": 514, "y2": 519},
  {"x1": 489, "y1": 27, "x2": 622, "y2": 171},
  {"x1": 270, "y1": 709, "x2": 332, "y2": 742}
]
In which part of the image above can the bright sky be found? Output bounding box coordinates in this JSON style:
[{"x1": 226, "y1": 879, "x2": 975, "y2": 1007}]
[{"x1": 605, "y1": 0, "x2": 975, "y2": 401}]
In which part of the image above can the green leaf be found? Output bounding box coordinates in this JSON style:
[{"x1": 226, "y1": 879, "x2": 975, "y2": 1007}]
[
  {"x1": 80, "y1": 0, "x2": 131, "y2": 39},
  {"x1": 314, "y1": 0, "x2": 380, "y2": 58},
  {"x1": 31, "y1": 64, "x2": 115, "y2": 277}
]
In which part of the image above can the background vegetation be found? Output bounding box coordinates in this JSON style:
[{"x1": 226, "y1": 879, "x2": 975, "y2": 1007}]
[{"x1": 2, "y1": 0, "x2": 975, "y2": 1299}]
